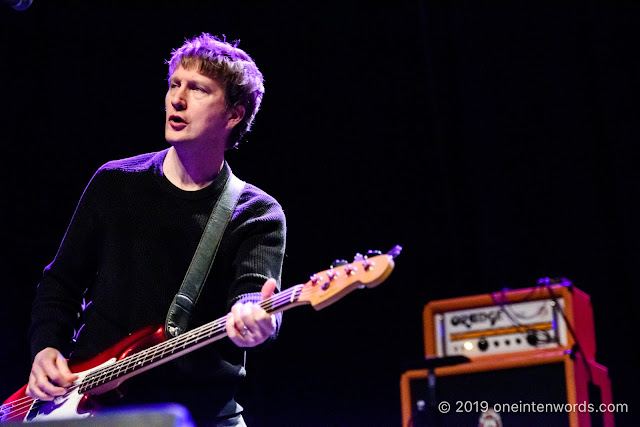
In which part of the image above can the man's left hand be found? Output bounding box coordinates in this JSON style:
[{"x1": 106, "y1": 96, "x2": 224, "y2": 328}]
[{"x1": 226, "y1": 278, "x2": 277, "y2": 347}]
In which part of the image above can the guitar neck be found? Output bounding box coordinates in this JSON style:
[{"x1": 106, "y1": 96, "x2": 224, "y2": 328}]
[
  {"x1": 78, "y1": 285, "x2": 306, "y2": 395},
  {"x1": 77, "y1": 247, "x2": 400, "y2": 395}
]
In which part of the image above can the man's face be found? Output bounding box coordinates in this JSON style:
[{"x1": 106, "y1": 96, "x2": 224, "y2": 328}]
[{"x1": 165, "y1": 65, "x2": 235, "y2": 149}]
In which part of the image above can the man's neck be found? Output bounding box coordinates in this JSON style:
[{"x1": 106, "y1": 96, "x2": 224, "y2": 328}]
[{"x1": 163, "y1": 145, "x2": 224, "y2": 191}]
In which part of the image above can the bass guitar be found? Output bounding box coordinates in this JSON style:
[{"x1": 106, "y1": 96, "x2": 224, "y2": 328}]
[{"x1": 1, "y1": 245, "x2": 401, "y2": 423}]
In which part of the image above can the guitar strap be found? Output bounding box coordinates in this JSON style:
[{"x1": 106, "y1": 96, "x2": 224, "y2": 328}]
[{"x1": 164, "y1": 172, "x2": 245, "y2": 338}]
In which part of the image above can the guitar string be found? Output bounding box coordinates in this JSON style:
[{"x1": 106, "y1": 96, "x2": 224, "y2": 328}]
[
  {"x1": 0, "y1": 383, "x2": 83, "y2": 420},
  {"x1": 0, "y1": 285, "x2": 308, "y2": 418},
  {"x1": 0, "y1": 379, "x2": 85, "y2": 420},
  {"x1": 2, "y1": 265, "x2": 375, "y2": 420},
  {"x1": 2, "y1": 407, "x2": 28, "y2": 422},
  {"x1": 0, "y1": 287, "x2": 305, "y2": 419},
  {"x1": 78, "y1": 285, "x2": 303, "y2": 390},
  {"x1": 81, "y1": 283, "x2": 313, "y2": 387},
  {"x1": 78, "y1": 285, "x2": 309, "y2": 392}
]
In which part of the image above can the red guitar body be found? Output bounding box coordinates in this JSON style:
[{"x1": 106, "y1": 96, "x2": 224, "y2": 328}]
[{"x1": 1, "y1": 325, "x2": 166, "y2": 423}]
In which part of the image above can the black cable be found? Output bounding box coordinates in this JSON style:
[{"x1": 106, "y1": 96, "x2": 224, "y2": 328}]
[{"x1": 491, "y1": 286, "x2": 555, "y2": 345}]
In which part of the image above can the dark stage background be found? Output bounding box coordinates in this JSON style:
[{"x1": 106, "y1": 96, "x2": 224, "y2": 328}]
[{"x1": 1, "y1": 1, "x2": 638, "y2": 425}]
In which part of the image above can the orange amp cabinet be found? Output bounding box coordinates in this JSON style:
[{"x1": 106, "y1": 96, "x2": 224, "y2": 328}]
[{"x1": 400, "y1": 281, "x2": 614, "y2": 427}]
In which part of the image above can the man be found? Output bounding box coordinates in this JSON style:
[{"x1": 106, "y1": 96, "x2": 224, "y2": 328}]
[{"x1": 25, "y1": 33, "x2": 285, "y2": 426}]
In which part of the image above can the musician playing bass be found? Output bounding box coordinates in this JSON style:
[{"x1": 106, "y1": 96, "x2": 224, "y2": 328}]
[{"x1": 26, "y1": 33, "x2": 286, "y2": 426}]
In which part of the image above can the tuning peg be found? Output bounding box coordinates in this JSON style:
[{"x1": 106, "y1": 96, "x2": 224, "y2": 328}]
[
  {"x1": 309, "y1": 274, "x2": 320, "y2": 286},
  {"x1": 355, "y1": 250, "x2": 382, "y2": 262},
  {"x1": 332, "y1": 259, "x2": 348, "y2": 268},
  {"x1": 344, "y1": 263, "x2": 357, "y2": 276},
  {"x1": 362, "y1": 258, "x2": 375, "y2": 271}
]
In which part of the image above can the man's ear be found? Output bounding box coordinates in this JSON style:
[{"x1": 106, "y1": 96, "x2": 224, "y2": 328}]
[{"x1": 227, "y1": 105, "x2": 246, "y2": 130}]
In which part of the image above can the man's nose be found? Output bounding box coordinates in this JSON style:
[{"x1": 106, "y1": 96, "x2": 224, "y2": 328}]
[{"x1": 170, "y1": 88, "x2": 187, "y2": 111}]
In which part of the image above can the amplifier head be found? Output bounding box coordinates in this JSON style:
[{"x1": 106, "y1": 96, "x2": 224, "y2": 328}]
[{"x1": 423, "y1": 282, "x2": 596, "y2": 360}]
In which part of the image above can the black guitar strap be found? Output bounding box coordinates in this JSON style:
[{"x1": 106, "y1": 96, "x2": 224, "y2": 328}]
[{"x1": 164, "y1": 172, "x2": 245, "y2": 338}]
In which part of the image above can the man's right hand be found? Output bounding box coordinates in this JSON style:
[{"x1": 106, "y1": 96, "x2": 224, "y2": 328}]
[{"x1": 26, "y1": 347, "x2": 78, "y2": 401}]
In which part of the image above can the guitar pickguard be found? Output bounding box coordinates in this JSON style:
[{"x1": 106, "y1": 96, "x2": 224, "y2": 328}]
[{"x1": 23, "y1": 358, "x2": 117, "y2": 423}]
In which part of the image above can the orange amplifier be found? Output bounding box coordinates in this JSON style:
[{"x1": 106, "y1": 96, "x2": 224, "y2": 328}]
[
  {"x1": 401, "y1": 282, "x2": 613, "y2": 427},
  {"x1": 423, "y1": 281, "x2": 597, "y2": 360}
]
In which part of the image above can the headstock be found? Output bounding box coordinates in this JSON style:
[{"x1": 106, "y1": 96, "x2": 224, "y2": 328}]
[{"x1": 297, "y1": 245, "x2": 402, "y2": 310}]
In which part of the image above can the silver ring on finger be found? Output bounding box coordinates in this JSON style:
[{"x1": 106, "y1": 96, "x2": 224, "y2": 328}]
[{"x1": 242, "y1": 326, "x2": 248, "y2": 336}]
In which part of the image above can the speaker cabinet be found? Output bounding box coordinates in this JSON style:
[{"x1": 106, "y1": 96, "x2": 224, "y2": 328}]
[{"x1": 400, "y1": 349, "x2": 613, "y2": 427}]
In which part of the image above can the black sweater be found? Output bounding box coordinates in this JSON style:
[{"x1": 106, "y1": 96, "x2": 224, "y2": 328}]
[{"x1": 29, "y1": 149, "x2": 286, "y2": 420}]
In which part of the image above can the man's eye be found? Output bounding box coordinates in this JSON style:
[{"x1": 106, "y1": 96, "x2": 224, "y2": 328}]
[
  {"x1": 170, "y1": 83, "x2": 179, "y2": 88},
  {"x1": 194, "y1": 87, "x2": 205, "y2": 92}
]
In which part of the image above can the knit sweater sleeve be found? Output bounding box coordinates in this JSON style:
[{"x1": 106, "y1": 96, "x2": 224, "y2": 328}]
[
  {"x1": 225, "y1": 187, "x2": 287, "y2": 340},
  {"x1": 28, "y1": 168, "x2": 104, "y2": 361}
]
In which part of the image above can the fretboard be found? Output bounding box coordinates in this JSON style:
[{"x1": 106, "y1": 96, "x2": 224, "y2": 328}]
[{"x1": 78, "y1": 284, "x2": 305, "y2": 394}]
